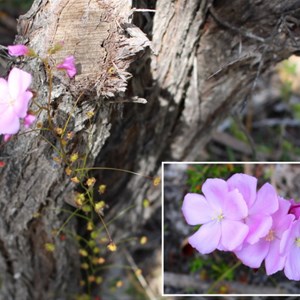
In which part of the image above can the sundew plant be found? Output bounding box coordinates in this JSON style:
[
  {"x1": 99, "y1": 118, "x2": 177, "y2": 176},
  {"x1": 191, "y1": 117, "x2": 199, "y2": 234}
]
[
  {"x1": 0, "y1": 44, "x2": 159, "y2": 299},
  {"x1": 182, "y1": 172, "x2": 300, "y2": 282}
]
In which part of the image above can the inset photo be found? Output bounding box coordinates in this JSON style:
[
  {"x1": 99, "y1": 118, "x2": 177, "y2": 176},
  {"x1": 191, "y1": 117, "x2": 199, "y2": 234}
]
[{"x1": 162, "y1": 163, "x2": 300, "y2": 296}]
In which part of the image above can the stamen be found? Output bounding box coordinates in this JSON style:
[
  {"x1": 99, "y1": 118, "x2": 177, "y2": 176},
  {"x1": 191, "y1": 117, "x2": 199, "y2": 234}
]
[
  {"x1": 212, "y1": 211, "x2": 224, "y2": 222},
  {"x1": 265, "y1": 229, "x2": 275, "y2": 242}
]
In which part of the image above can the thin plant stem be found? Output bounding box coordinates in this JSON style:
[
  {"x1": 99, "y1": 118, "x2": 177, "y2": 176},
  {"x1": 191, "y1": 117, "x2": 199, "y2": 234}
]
[
  {"x1": 95, "y1": 210, "x2": 113, "y2": 243},
  {"x1": 106, "y1": 204, "x2": 136, "y2": 226},
  {"x1": 75, "y1": 166, "x2": 153, "y2": 180},
  {"x1": 206, "y1": 260, "x2": 242, "y2": 294},
  {"x1": 56, "y1": 207, "x2": 81, "y2": 237},
  {"x1": 62, "y1": 91, "x2": 85, "y2": 134}
]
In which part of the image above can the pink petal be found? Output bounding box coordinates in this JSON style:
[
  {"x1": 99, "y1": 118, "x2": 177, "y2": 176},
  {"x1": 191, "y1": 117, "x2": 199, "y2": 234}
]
[
  {"x1": 8, "y1": 45, "x2": 29, "y2": 56},
  {"x1": 280, "y1": 220, "x2": 300, "y2": 255},
  {"x1": 250, "y1": 183, "x2": 278, "y2": 215},
  {"x1": 272, "y1": 197, "x2": 293, "y2": 231},
  {"x1": 223, "y1": 189, "x2": 248, "y2": 220},
  {"x1": 284, "y1": 245, "x2": 300, "y2": 280},
  {"x1": 202, "y1": 178, "x2": 228, "y2": 211},
  {"x1": 280, "y1": 225, "x2": 294, "y2": 255},
  {"x1": 288, "y1": 199, "x2": 300, "y2": 219},
  {"x1": 56, "y1": 55, "x2": 76, "y2": 78},
  {"x1": 274, "y1": 214, "x2": 295, "y2": 238},
  {"x1": 235, "y1": 240, "x2": 269, "y2": 268},
  {"x1": 246, "y1": 214, "x2": 272, "y2": 244},
  {"x1": 227, "y1": 173, "x2": 257, "y2": 207},
  {"x1": 0, "y1": 106, "x2": 20, "y2": 134},
  {"x1": 265, "y1": 238, "x2": 285, "y2": 275},
  {"x1": 3, "y1": 134, "x2": 12, "y2": 142},
  {"x1": 24, "y1": 114, "x2": 36, "y2": 128},
  {"x1": 14, "y1": 91, "x2": 33, "y2": 118},
  {"x1": 0, "y1": 78, "x2": 10, "y2": 107},
  {"x1": 182, "y1": 193, "x2": 213, "y2": 225},
  {"x1": 221, "y1": 219, "x2": 249, "y2": 251},
  {"x1": 188, "y1": 222, "x2": 221, "y2": 254},
  {"x1": 8, "y1": 68, "x2": 32, "y2": 99}
]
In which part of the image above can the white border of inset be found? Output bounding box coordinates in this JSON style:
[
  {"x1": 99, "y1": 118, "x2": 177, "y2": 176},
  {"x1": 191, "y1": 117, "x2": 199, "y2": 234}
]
[{"x1": 161, "y1": 161, "x2": 300, "y2": 297}]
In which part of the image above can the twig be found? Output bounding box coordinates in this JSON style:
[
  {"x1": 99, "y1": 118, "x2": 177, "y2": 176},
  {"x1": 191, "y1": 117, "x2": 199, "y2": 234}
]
[
  {"x1": 123, "y1": 248, "x2": 157, "y2": 300},
  {"x1": 208, "y1": 5, "x2": 266, "y2": 43},
  {"x1": 132, "y1": 8, "x2": 156, "y2": 13},
  {"x1": 207, "y1": 52, "x2": 257, "y2": 79},
  {"x1": 231, "y1": 113, "x2": 257, "y2": 160},
  {"x1": 252, "y1": 118, "x2": 300, "y2": 128},
  {"x1": 164, "y1": 271, "x2": 288, "y2": 294}
]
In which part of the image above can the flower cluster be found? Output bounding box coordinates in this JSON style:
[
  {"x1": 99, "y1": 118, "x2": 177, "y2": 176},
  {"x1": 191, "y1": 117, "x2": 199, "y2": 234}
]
[
  {"x1": 0, "y1": 44, "x2": 77, "y2": 140},
  {"x1": 8, "y1": 44, "x2": 77, "y2": 78},
  {"x1": 182, "y1": 173, "x2": 300, "y2": 280},
  {"x1": 0, "y1": 68, "x2": 35, "y2": 139}
]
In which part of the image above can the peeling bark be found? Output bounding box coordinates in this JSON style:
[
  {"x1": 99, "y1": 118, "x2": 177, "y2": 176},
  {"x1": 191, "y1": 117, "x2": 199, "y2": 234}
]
[{"x1": 1, "y1": 0, "x2": 300, "y2": 299}]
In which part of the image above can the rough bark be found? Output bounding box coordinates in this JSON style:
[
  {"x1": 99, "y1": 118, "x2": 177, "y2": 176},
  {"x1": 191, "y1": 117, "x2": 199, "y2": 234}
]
[{"x1": 1, "y1": 0, "x2": 300, "y2": 299}]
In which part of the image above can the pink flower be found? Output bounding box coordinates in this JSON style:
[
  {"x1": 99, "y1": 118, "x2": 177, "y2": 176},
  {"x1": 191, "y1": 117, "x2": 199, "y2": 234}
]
[
  {"x1": 24, "y1": 113, "x2": 36, "y2": 128},
  {"x1": 289, "y1": 199, "x2": 300, "y2": 219},
  {"x1": 3, "y1": 134, "x2": 12, "y2": 142},
  {"x1": 228, "y1": 174, "x2": 279, "y2": 245},
  {"x1": 0, "y1": 68, "x2": 33, "y2": 134},
  {"x1": 8, "y1": 45, "x2": 29, "y2": 56},
  {"x1": 281, "y1": 219, "x2": 300, "y2": 280},
  {"x1": 234, "y1": 197, "x2": 294, "y2": 273},
  {"x1": 56, "y1": 56, "x2": 76, "y2": 78},
  {"x1": 182, "y1": 178, "x2": 249, "y2": 254}
]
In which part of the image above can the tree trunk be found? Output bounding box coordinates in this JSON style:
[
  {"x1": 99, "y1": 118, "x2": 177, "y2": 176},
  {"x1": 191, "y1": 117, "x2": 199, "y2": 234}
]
[{"x1": 1, "y1": 0, "x2": 300, "y2": 299}]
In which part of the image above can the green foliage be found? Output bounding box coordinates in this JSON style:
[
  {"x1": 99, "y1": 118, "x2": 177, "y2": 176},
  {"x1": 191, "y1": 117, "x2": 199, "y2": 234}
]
[
  {"x1": 189, "y1": 256, "x2": 234, "y2": 282},
  {"x1": 281, "y1": 60, "x2": 297, "y2": 76},
  {"x1": 292, "y1": 103, "x2": 300, "y2": 120},
  {"x1": 229, "y1": 120, "x2": 248, "y2": 143},
  {"x1": 186, "y1": 164, "x2": 243, "y2": 193},
  {"x1": 1, "y1": 0, "x2": 34, "y2": 11},
  {"x1": 280, "y1": 80, "x2": 293, "y2": 102},
  {"x1": 189, "y1": 257, "x2": 204, "y2": 273}
]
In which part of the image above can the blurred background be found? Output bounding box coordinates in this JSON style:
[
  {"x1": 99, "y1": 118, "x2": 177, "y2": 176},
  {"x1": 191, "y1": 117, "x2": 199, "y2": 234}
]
[
  {"x1": 200, "y1": 59, "x2": 300, "y2": 162},
  {"x1": 163, "y1": 163, "x2": 300, "y2": 295},
  {"x1": 0, "y1": 0, "x2": 33, "y2": 44},
  {"x1": 0, "y1": 0, "x2": 33, "y2": 75}
]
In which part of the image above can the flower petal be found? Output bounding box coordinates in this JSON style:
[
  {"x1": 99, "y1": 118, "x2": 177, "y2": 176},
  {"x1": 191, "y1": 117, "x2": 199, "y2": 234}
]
[
  {"x1": 265, "y1": 238, "x2": 285, "y2": 275},
  {"x1": 8, "y1": 68, "x2": 32, "y2": 99},
  {"x1": 221, "y1": 219, "x2": 249, "y2": 251},
  {"x1": 284, "y1": 245, "x2": 300, "y2": 280},
  {"x1": 246, "y1": 214, "x2": 272, "y2": 244},
  {"x1": 14, "y1": 91, "x2": 32, "y2": 118},
  {"x1": 188, "y1": 222, "x2": 221, "y2": 254},
  {"x1": 250, "y1": 183, "x2": 278, "y2": 215},
  {"x1": 0, "y1": 106, "x2": 20, "y2": 134},
  {"x1": 223, "y1": 189, "x2": 248, "y2": 220},
  {"x1": 182, "y1": 193, "x2": 213, "y2": 225},
  {"x1": 272, "y1": 197, "x2": 294, "y2": 232},
  {"x1": 227, "y1": 173, "x2": 257, "y2": 207},
  {"x1": 24, "y1": 114, "x2": 36, "y2": 128},
  {"x1": 280, "y1": 225, "x2": 295, "y2": 255},
  {"x1": 0, "y1": 78, "x2": 10, "y2": 108},
  {"x1": 202, "y1": 178, "x2": 228, "y2": 211},
  {"x1": 57, "y1": 56, "x2": 77, "y2": 78},
  {"x1": 235, "y1": 240, "x2": 269, "y2": 268},
  {"x1": 8, "y1": 45, "x2": 29, "y2": 56}
]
